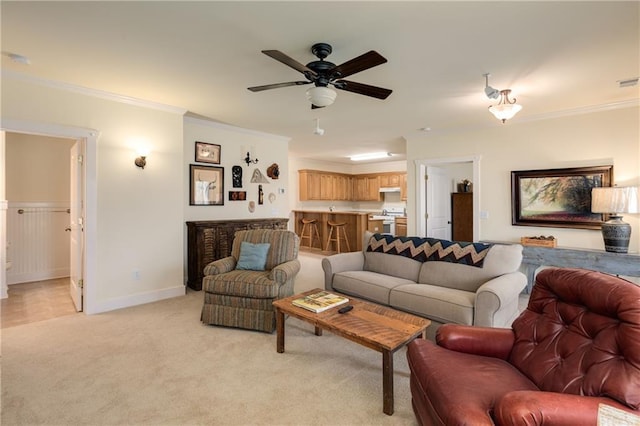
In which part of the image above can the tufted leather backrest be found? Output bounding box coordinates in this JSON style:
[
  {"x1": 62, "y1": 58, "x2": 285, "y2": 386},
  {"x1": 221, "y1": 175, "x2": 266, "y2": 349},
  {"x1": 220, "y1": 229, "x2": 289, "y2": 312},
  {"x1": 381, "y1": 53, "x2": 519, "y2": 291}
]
[{"x1": 509, "y1": 268, "x2": 640, "y2": 409}]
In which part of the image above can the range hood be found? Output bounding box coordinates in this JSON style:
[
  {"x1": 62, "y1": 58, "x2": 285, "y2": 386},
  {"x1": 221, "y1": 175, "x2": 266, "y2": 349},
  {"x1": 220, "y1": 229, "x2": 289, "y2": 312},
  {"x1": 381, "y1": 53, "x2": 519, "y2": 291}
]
[{"x1": 379, "y1": 187, "x2": 401, "y2": 193}]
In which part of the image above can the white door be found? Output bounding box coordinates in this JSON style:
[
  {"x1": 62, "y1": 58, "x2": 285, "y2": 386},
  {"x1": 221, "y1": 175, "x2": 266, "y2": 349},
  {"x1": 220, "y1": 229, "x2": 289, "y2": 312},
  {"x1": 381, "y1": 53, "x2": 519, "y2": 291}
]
[
  {"x1": 425, "y1": 166, "x2": 451, "y2": 239},
  {"x1": 69, "y1": 141, "x2": 83, "y2": 311}
]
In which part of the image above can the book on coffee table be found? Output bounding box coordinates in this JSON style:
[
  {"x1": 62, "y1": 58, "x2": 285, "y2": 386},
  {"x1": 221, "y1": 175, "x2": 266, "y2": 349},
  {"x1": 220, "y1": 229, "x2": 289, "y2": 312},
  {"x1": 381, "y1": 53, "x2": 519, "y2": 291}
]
[{"x1": 292, "y1": 291, "x2": 349, "y2": 313}]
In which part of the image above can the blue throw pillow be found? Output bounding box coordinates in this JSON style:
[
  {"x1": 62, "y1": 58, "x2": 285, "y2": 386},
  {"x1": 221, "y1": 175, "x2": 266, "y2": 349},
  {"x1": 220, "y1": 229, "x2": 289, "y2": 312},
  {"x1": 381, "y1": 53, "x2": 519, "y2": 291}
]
[{"x1": 236, "y1": 241, "x2": 271, "y2": 271}]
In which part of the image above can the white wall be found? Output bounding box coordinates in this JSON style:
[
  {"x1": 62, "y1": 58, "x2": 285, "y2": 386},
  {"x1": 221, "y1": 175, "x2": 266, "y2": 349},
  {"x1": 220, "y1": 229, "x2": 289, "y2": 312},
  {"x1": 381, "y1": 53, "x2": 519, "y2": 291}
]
[
  {"x1": 182, "y1": 116, "x2": 291, "y2": 278},
  {"x1": 2, "y1": 75, "x2": 185, "y2": 312},
  {"x1": 6, "y1": 133, "x2": 74, "y2": 201},
  {"x1": 406, "y1": 106, "x2": 640, "y2": 252},
  {"x1": 183, "y1": 116, "x2": 290, "y2": 222}
]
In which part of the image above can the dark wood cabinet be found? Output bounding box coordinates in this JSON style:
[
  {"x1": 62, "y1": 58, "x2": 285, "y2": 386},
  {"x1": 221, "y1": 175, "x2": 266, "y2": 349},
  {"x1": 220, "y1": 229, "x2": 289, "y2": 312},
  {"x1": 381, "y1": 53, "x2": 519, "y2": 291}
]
[
  {"x1": 451, "y1": 193, "x2": 473, "y2": 242},
  {"x1": 186, "y1": 218, "x2": 289, "y2": 290}
]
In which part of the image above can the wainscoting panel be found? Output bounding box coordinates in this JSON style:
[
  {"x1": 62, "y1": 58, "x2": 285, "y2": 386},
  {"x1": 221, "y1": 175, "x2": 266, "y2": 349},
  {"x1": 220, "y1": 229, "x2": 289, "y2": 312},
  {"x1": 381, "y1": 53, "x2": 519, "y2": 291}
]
[{"x1": 7, "y1": 202, "x2": 70, "y2": 285}]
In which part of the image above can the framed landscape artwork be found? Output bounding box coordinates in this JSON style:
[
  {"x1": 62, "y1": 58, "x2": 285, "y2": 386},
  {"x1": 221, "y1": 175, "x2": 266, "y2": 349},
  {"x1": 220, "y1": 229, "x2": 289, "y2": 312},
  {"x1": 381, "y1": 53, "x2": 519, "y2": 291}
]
[
  {"x1": 511, "y1": 165, "x2": 613, "y2": 230},
  {"x1": 190, "y1": 164, "x2": 224, "y2": 206},
  {"x1": 195, "y1": 141, "x2": 221, "y2": 164}
]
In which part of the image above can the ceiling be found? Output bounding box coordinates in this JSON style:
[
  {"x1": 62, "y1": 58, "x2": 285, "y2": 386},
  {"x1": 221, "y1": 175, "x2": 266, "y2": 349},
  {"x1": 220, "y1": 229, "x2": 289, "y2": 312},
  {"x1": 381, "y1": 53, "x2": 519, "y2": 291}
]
[{"x1": 2, "y1": 2, "x2": 638, "y2": 164}]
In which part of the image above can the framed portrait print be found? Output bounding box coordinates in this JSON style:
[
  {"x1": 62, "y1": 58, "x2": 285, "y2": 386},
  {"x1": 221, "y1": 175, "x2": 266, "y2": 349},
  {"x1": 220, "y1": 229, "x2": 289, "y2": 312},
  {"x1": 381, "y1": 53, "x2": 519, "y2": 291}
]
[
  {"x1": 190, "y1": 164, "x2": 224, "y2": 206},
  {"x1": 511, "y1": 165, "x2": 612, "y2": 230},
  {"x1": 195, "y1": 141, "x2": 221, "y2": 164}
]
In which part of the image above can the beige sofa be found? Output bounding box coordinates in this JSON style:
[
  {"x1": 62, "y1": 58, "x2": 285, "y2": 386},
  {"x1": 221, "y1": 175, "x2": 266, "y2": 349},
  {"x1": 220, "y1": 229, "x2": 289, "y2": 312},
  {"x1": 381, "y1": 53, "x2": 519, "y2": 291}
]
[{"x1": 322, "y1": 232, "x2": 526, "y2": 338}]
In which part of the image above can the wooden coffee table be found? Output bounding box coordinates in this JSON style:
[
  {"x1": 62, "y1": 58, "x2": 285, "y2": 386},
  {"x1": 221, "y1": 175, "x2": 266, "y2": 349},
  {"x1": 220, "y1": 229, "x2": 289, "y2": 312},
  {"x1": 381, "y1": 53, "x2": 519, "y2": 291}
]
[{"x1": 273, "y1": 289, "x2": 431, "y2": 415}]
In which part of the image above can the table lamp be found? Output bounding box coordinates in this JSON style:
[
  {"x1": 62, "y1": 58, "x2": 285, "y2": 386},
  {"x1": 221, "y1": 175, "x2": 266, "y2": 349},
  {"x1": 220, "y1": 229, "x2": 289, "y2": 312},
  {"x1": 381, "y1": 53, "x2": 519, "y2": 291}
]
[{"x1": 591, "y1": 186, "x2": 638, "y2": 253}]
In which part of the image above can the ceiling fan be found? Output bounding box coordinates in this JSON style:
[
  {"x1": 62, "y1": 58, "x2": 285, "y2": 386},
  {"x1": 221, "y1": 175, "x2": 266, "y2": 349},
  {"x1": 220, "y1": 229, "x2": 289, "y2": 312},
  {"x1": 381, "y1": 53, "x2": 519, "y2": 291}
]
[{"x1": 247, "y1": 42, "x2": 392, "y2": 109}]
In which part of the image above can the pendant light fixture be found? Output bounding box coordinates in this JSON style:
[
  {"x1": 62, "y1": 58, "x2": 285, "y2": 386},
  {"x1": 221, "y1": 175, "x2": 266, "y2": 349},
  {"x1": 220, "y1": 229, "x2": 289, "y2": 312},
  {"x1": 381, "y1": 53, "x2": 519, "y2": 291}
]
[
  {"x1": 484, "y1": 74, "x2": 522, "y2": 123},
  {"x1": 489, "y1": 89, "x2": 522, "y2": 123}
]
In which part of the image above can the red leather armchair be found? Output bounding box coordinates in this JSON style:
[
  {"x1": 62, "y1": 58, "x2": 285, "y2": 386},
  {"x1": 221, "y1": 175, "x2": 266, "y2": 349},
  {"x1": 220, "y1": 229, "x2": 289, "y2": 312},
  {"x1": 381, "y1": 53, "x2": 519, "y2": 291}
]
[{"x1": 407, "y1": 267, "x2": 640, "y2": 425}]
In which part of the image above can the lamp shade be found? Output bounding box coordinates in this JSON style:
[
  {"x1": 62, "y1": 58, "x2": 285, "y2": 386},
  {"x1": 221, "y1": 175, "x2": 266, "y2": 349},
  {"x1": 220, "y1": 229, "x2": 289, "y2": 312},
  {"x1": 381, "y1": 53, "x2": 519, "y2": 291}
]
[
  {"x1": 489, "y1": 103, "x2": 522, "y2": 122},
  {"x1": 591, "y1": 186, "x2": 639, "y2": 214},
  {"x1": 306, "y1": 86, "x2": 337, "y2": 107}
]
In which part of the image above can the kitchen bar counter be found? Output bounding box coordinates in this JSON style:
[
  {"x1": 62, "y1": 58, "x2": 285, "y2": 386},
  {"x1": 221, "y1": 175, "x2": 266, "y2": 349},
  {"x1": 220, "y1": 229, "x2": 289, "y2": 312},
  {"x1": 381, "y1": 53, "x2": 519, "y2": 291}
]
[{"x1": 292, "y1": 210, "x2": 371, "y2": 253}]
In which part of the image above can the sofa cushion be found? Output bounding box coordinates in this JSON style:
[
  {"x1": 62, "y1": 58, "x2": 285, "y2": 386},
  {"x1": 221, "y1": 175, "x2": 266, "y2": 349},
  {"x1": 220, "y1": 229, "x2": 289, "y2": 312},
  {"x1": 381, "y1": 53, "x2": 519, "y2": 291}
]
[
  {"x1": 418, "y1": 243, "x2": 523, "y2": 292},
  {"x1": 236, "y1": 241, "x2": 270, "y2": 271},
  {"x1": 367, "y1": 233, "x2": 492, "y2": 267},
  {"x1": 332, "y1": 271, "x2": 415, "y2": 305},
  {"x1": 363, "y1": 251, "x2": 422, "y2": 282},
  {"x1": 232, "y1": 229, "x2": 298, "y2": 270},
  {"x1": 407, "y1": 339, "x2": 539, "y2": 425},
  {"x1": 202, "y1": 270, "x2": 278, "y2": 298},
  {"x1": 391, "y1": 284, "x2": 475, "y2": 325}
]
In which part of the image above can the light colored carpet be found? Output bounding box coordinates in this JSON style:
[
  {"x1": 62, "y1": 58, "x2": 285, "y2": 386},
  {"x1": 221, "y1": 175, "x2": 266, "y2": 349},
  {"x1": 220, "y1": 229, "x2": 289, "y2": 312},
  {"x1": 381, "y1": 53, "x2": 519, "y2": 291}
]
[{"x1": 1, "y1": 252, "x2": 419, "y2": 425}]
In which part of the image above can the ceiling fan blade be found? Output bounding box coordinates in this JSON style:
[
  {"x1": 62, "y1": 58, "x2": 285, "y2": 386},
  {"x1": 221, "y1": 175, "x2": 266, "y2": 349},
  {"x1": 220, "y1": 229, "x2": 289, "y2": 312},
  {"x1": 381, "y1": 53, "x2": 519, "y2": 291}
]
[
  {"x1": 332, "y1": 51, "x2": 387, "y2": 79},
  {"x1": 247, "y1": 81, "x2": 311, "y2": 92},
  {"x1": 311, "y1": 104, "x2": 325, "y2": 110},
  {"x1": 262, "y1": 50, "x2": 317, "y2": 76},
  {"x1": 334, "y1": 80, "x2": 392, "y2": 100}
]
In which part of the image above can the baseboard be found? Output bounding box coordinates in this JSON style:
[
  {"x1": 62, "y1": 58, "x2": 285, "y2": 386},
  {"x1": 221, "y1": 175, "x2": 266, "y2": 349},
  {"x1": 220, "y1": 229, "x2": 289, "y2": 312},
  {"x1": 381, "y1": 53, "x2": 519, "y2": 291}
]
[
  {"x1": 90, "y1": 285, "x2": 186, "y2": 314},
  {"x1": 7, "y1": 268, "x2": 70, "y2": 285}
]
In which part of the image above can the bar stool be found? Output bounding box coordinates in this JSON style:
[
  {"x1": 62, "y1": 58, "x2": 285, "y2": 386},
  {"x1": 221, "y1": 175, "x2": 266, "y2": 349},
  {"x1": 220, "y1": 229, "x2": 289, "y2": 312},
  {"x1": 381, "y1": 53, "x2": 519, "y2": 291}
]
[
  {"x1": 325, "y1": 221, "x2": 350, "y2": 253},
  {"x1": 299, "y1": 218, "x2": 321, "y2": 249}
]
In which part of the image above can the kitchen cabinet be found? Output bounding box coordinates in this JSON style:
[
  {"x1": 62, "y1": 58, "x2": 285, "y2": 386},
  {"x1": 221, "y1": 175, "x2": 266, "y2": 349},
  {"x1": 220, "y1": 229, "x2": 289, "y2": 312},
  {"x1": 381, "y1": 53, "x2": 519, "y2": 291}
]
[
  {"x1": 299, "y1": 170, "x2": 351, "y2": 201},
  {"x1": 379, "y1": 173, "x2": 402, "y2": 188},
  {"x1": 332, "y1": 174, "x2": 353, "y2": 201},
  {"x1": 299, "y1": 169, "x2": 406, "y2": 202},
  {"x1": 368, "y1": 218, "x2": 384, "y2": 233},
  {"x1": 299, "y1": 170, "x2": 322, "y2": 200},
  {"x1": 451, "y1": 192, "x2": 473, "y2": 241},
  {"x1": 395, "y1": 217, "x2": 407, "y2": 236},
  {"x1": 352, "y1": 175, "x2": 382, "y2": 201}
]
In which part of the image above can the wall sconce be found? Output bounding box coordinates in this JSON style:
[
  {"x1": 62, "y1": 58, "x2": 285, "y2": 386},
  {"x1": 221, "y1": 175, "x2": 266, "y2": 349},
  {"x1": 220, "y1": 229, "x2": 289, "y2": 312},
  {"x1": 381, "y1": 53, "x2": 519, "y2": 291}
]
[
  {"x1": 134, "y1": 147, "x2": 150, "y2": 169},
  {"x1": 244, "y1": 151, "x2": 258, "y2": 166}
]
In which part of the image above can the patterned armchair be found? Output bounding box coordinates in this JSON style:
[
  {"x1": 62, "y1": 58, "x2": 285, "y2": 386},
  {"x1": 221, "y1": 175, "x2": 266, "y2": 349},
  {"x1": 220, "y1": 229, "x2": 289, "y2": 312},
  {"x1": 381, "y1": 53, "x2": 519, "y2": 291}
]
[{"x1": 201, "y1": 229, "x2": 300, "y2": 333}]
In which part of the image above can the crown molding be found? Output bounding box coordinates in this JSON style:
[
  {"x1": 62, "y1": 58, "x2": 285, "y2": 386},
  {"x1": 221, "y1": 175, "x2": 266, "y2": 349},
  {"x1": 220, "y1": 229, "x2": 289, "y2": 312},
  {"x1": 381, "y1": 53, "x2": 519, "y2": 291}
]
[
  {"x1": 517, "y1": 98, "x2": 639, "y2": 123},
  {"x1": 3, "y1": 69, "x2": 187, "y2": 115},
  {"x1": 184, "y1": 114, "x2": 291, "y2": 143}
]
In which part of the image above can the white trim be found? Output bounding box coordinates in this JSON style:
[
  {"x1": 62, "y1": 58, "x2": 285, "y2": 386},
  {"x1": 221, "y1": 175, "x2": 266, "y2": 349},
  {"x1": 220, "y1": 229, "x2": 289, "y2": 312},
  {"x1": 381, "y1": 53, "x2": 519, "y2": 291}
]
[
  {"x1": 0, "y1": 200, "x2": 7, "y2": 299},
  {"x1": 414, "y1": 155, "x2": 481, "y2": 239},
  {"x1": 92, "y1": 285, "x2": 186, "y2": 314},
  {"x1": 184, "y1": 115, "x2": 291, "y2": 143},
  {"x1": 3, "y1": 70, "x2": 187, "y2": 115},
  {"x1": 516, "y1": 99, "x2": 639, "y2": 123}
]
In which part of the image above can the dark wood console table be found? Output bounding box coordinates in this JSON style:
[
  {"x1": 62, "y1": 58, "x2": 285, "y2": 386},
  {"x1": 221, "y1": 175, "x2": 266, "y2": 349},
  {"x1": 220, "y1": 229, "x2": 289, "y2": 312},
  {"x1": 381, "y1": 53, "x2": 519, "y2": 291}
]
[
  {"x1": 186, "y1": 218, "x2": 289, "y2": 290},
  {"x1": 520, "y1": 246, "x2": 640, "y2": 293}
]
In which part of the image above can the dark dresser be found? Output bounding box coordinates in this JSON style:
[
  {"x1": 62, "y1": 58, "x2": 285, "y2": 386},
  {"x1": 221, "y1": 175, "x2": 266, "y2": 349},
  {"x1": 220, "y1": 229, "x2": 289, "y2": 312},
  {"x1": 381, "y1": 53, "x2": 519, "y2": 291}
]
[{"x1": 186, "y1": 218, "x2": 289, "y2": 290}]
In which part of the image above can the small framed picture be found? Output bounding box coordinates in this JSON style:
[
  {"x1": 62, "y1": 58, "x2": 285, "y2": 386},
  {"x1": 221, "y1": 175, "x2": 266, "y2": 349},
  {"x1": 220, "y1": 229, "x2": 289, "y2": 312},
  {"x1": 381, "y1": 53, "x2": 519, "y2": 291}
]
[
  {"x1": 195, "y1": 141, "x2": 221, "y2": 164},
  {"x1": 190, "y1": 164, "x2": 224, "y2": 206}
]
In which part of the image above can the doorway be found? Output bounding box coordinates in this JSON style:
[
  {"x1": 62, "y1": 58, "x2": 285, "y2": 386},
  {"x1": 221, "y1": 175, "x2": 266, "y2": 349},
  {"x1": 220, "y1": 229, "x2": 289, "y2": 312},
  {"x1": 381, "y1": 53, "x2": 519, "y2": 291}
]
[
  {"x1": 415, "y1": 155, "x2": 480, "y2": 240},
  {"x1": 1, "y1": 120, "x2": 98, "y2": 314}
]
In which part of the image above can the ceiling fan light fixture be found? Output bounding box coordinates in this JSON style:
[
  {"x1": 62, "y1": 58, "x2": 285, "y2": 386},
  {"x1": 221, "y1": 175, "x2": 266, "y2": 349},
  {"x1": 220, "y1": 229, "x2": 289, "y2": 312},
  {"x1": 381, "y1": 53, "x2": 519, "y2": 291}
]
[
  {"x1": 349, "y1": 152, "x2": 392, "y2": 162},
  {"x1": 306, "y1": 86, "x2": 337, "y2": 107},
  {"x1": 489, "y1": 89, "x2": 522, "y2": 123}
]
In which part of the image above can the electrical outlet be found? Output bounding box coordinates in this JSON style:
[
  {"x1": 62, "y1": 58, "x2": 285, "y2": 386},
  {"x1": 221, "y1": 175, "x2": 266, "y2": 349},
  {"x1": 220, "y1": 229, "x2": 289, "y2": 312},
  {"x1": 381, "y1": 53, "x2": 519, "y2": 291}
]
[
  {"x1": 278, "y1": 188, "x2": 285, "y2": 194},
  {"x1": 480, "y1": 211, "x2": 489, "y2": 220},
  {"x1": 133, "y1": 270, "x2": 141, "y2": 281}
]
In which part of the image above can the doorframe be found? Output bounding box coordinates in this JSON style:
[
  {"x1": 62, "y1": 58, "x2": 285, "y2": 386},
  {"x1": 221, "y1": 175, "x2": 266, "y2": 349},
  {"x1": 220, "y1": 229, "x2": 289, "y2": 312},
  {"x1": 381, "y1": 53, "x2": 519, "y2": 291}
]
[
  {"x1": 1, "y1": 119, "x2": 98, "y2": 314},
  {"x1": 414, "y1": 155, "x2": 481, "y2": 239}
]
